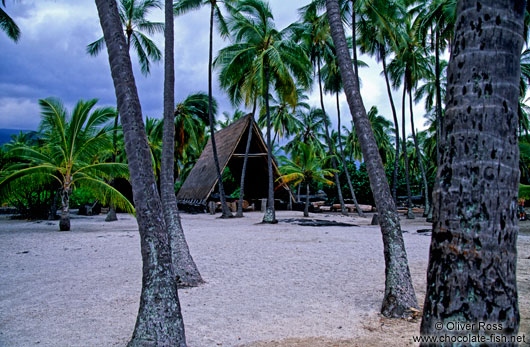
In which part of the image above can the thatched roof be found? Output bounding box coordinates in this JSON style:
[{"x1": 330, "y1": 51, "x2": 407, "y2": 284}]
[{"x1": 176, "y1": 114, "x2": 291, "y2": 203}]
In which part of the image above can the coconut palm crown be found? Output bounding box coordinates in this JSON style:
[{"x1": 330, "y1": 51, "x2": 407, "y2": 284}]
[{"x1": 0, "y1": 97, "x2": 134, "y2": 231}]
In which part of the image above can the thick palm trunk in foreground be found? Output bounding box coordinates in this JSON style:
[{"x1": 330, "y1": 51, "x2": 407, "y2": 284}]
[
  {"x1": 161, "y1": 0, "x2": 203, "y2": 287},
  {"x1": 420, "y1": 0, "x2": 524, "y2": 339},
  {"x1": 95, "y1": 0, "x2": 186, "y2": 345},
  {"x1": 326, "y1": 0, "x2": 418, "y2": 318}
]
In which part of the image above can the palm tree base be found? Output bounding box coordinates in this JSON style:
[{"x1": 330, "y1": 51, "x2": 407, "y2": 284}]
[
  {"x1": 59, "y1": 217, "x2": 70, "y2": 231},
  {"x1": 105, "y1": 207, "x2": 118, "y2": 222},
  {"x1": 262, "y1": 208, "x2": 277, "y2": 224},
  {"x1": 406, "y1": 209, "x2": 415, "y2": 219}
]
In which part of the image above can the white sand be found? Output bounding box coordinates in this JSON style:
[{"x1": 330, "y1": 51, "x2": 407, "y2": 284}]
[{"x1": 0, "y1": 211, "x2": 528, "y2": 346}]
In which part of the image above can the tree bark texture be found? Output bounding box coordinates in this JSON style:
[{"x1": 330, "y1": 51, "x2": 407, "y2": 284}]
[
  {"x1": 208, "y1": 3, "x2": 232, "y2": 218},
  {"x1": 304, "y1": 183, "x2": 310, "y2": 217},
  {"x1": 420, "y1": 0, "x2": 524, "y2": 340},
  {"x1": 318, "y1": 58, "x2": 347, "y2": 216},
  {"x1": 161, "y1": 0, "x2": 203, "y2": 288},
  {"x1": 95, "y1": 0, "x2": 186, "y2": 345},
  {"x1": 326, "y1": 0, "x2": 418, "y2": 318},
  {"x1": 59, "y1": 187, "x2": 70, "y2": 231}
]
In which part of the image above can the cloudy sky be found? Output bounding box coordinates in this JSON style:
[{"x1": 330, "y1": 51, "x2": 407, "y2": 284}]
[{"x1": 0, "y1": 0, "x2": 427, "y2": 136}]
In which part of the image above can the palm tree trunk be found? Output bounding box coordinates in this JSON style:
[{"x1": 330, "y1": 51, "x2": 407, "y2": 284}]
[
  {"x1": 420, "y1": 0, "x2": 523, "y2": 339},
  {"x1": 401, "y1": 77, "x2": 414, "y2": 219},
  {"x1": 161, "y1": 0, "x2": 203, "y2": 288},
  {"x1": 236, "y1": 114, "x2": 254, "y2": 217},
  {"x1": 408, "y1": 90, "x2": 430, "y2": 217},
  {"x1": 208, "y1": 2, "x2": 232, "y2": 218},
  {"x1": 351, "y1": 0, "x2": 359, "y2": 84},
  {"x1": 434, "y1": 30, "x2": 442, "y2": 166},
  {"x1": 304, "y1": 183, "x2": 310, "y2": 217},
  {"x1": 318, "y1": 57, "x2": 347, "y2": 215},
  {"x1": 59, "y1": 187, "x2": 70, "y2": 231},
  {"x1": 381, "y1": 48, "x2": 400, "y2": 203},
  {"x1": 95, "y1": 0, "x2": 186, "y2": 344},
  {"x1": 336, "y1": 92, "x2": 364, "y2": 217},
  {"x1": 326, "y1": 0, "x2": 418, "y2": 318},
  {"x1": 262, "y1": 64, "x2": 276, "y2": 223}
]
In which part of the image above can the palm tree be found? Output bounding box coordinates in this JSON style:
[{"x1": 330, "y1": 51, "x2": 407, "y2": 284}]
[
  {"x1": 87, "y1": 0, "x2": 163, "y2": 76},
  {"x1": 175, "y1": 0, "x2": 235, "y2": 218},
  {"x1": 420, "y1": 0, "x2": 524, "y2": 339},
  {"x1": 279, "y1": 142, "x2": 335, "y2": 217},
  {"x1": 1, "y1": 0, "x2": 20, "y2": 42},
  {"x1": 88, "y1": 0, "x2": 163, "y2": 221},
  {"x1": 225, "y1": 0, "x2": 312, "y2": 223},
  {"x1": 0, "y1": 98, "x2": 134, "y2": 231},
  {"x1": 285, "y1": 107, "x2": 326, "y2": 159},
  {"x1": 415, "y1": 0, "x2": 456, "y2": 164},
  {"x1": 356, "y1": 0, "x2": 402, "y2": 202},
  {"x1": 95, "y1": 0, "x2": 186, "y2": 343},
  {"x1": 293, "y1": 2, "x2": 349, "y2": 215},
  {"x1": 321, "y1": 50, "x2": 365, "y2": 216},
  {"x1": 387, "y1": 10, "x2": 432, "y2": 219},
  {"x1": 326, "y1": 0, "x2": 418, "y2": 318},
  {"x1": 161, "y1": 0, "x2": 203, "y2": 288}
]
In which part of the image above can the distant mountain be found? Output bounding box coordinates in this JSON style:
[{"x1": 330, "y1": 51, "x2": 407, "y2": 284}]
[{"x1": 0, "y1": 129, "x2": 31, "y2": 146}]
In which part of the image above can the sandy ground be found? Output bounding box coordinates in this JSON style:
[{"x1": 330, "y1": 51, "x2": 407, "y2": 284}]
[{"x1": 0, "y1": 211, "x2": 528, "y2": 347}]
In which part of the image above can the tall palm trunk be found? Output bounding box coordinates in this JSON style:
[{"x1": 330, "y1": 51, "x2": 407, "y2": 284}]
[
  {"x1": 336, "y1": 92, "x2": 364, "y2": 217},
  {"x1": 326, "y1": 0, "x2": 418, "y2": 318},
  {"x1": 381, "y1": 47, "x2": 400, "y2": 203},
  {"x1": 262, "y1": 64, "x2": 277, "y2": 223},
  {"x1": 434, "y1": 30, "x2": 442, "y2": 166},
  {"x1": 208, "y1": 2, "x2": 232, "y2": 218},
  {"x1": 401, "y1": 76, "x2": 414, "y2": 219},
  {"x1": 304, "y1": 183, "x2": 310, "y2": 217},
  {"x1": 318, "y1": 58, "x2": 347, "y2": 215},
  {"x1": 161, "y1": 0, "x2": 203, "y2": 288},
  {"x1": 408, "y1": 90, "x2": 429, "y2": 217},
  {"x1": 351, "y1": 0, "x2": 359, "y2": 82},
  {"x1": 236, "y1": 100, "x2": 257, "y2": 217},
  {"x1": 95, "y1": 0, "x2": 186, "y2": 344},
  {"x1": 420, "y1": 0, "x2": 524, "y2": 339}
]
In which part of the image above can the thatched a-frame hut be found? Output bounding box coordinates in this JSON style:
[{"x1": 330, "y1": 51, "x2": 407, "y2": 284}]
[{"x1": 176, "y1": 114, "x2": 292, "y2": 209}]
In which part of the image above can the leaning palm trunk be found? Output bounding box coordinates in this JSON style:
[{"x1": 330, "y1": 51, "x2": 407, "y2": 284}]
[
  {"x1": 95, "y1": 0, "x2": 186, "y2": 344},
  {"x1": 318, "y1": 58, "x2": 347, "y2": 215},
  {"x1": 208, "y1": 3, "x2": 232, "y2": 218},
  {"x1": 161, "y1": 0, "x2": 203, "y2": 288},
  {"x1": 326, "y1": 0, "x2": 418, "y2": 318},
  {"x1": 262, "y1": 65, "x2": 277, "y2": 223},
  {"x1": 381, "y1": 49, "x2": 400, "y2": 203},
  {"x1": 408, "y1": 91, "x2": 429, "y2": 217},
  {"x1": 336, "y1": 93, "x2": 364, "y2": 217},
  {"x1": 400, "y1": 78, "x2": 414, "y2": 219},
  {"x1": 420, "y1": 0, "x2": 524, "y2": 339}
]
